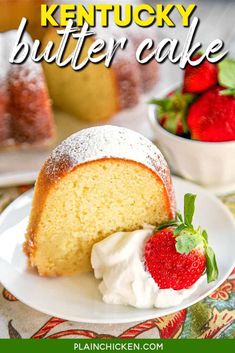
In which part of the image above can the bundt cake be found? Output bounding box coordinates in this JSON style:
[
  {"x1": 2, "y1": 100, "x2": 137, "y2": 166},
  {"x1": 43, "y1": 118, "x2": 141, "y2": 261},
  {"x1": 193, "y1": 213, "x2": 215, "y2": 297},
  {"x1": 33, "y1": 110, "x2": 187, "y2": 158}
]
[
  {"x1": 0, "y1": 0, "x2": 48, "y2": 40},
  {"x1": 42, "y1": 26, "x2": 158, "y2": 122},
  {"x1": 0, "y1": 30, "x2": 55, "y2": 148},
  {"x1": 24, "y1": 125, "x2": 175, "y2": 277}
]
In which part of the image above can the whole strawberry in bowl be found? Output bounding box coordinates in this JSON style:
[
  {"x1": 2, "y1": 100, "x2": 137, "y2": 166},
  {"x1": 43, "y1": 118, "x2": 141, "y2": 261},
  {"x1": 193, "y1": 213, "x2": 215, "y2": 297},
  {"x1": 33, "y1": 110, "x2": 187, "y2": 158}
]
[
  {"x1": 148, "y1": 56, "x2": 235, "y2": 192},
  {"x1": 187, "y1": 85, "x2": 235, "y2": 142},
  {"x1": 183, "y1": 53, "x2": 218, "y2": 94}
]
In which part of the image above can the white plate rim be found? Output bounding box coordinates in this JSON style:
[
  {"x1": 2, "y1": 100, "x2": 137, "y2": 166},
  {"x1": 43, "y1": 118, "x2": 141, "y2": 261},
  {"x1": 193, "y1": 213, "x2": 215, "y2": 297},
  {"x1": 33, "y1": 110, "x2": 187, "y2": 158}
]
[
  {"x1": 0, "y1": 176, "x2": 235, "y2": 324},
  {"x1": 0, "y1": 172, "x2": 38, "y2": 188}
]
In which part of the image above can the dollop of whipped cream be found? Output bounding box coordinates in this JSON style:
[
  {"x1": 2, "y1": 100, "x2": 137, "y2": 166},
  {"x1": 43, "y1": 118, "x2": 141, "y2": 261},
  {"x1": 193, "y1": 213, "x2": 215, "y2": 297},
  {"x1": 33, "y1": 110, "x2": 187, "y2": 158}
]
[{"x1": 91, "y1": 226, "x2": 201, "y2": 309}]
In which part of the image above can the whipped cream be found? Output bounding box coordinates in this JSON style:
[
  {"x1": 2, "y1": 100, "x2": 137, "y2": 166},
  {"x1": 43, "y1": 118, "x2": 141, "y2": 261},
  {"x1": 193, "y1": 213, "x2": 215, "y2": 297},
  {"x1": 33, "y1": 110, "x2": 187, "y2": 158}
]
[{"x1": 91, "y1": 226, "x2": 201, "y2": 309}]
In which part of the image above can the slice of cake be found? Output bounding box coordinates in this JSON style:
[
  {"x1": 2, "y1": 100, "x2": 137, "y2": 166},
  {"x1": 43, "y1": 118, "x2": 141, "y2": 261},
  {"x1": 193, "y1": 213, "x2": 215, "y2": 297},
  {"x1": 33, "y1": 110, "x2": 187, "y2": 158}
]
[{"x1": 24, "y1": 125, "x2": 175, "y2": 276}]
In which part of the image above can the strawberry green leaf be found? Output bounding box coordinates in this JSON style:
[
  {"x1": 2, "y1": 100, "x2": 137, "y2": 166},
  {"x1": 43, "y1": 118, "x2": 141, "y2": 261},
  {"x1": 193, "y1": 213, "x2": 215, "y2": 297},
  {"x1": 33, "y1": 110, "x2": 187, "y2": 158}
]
[
  {"x1": 175, "y1": 232, "x2": 203, "y2": 254},
  {"x1": 155, "y1": 219, "x2": 179, "y2": 232},
  {"x1": 173, "y1": 223, "x2": 187, "y2": 236},
  {"x1": 202, "y1": 230, "x2": 208, "y2": 242},
  {"x1": 219, "y1": 88, "x2": 235, "y2": 97},
  {"x1": 149, "y1": 91, "x2": 196, "y2": 135},
  {"x1": 184, "y1": 193, "x2": 196, "y2": 226},
  {"x1": 176, "y1": 211, "x2": 183, "y2": 223},
  {"x1": 205, "y1": 246, "x2": 219, "y2": 282},
  {"x1": 164, "y1": 112, "x2": 179, "y2": 133},
  {"x1": 218, "y1": 59, "x2": 235, "y2": 90},
  {"x1": 148, "y1": 98, "x2": 171, "y2": 110}
]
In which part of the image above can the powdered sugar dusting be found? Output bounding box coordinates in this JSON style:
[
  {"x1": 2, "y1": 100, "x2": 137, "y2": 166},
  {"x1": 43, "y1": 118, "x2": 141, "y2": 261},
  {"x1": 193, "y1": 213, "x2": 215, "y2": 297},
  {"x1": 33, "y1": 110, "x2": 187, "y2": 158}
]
[
  {"x1": 44, "y1": 126, "x2": 175, "y2": 214},
  {"x1": 0, "y1": 30, "x2": 43, "y2": 89},
  {"x1": 45, "y1": 125, "x2": 168, "y2": 184}
]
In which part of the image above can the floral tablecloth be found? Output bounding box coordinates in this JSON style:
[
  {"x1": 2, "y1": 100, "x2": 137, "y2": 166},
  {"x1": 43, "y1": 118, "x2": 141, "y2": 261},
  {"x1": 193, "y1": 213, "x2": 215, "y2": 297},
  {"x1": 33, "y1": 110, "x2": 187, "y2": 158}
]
[{"x1": 0, "y1": 185, "x2": 235, "y2": 339}]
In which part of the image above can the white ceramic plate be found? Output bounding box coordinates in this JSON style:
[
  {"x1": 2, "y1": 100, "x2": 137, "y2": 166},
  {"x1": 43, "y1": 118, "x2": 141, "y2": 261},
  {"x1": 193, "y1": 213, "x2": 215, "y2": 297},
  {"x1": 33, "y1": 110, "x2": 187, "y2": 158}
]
[{"x1": 0, "y1": 177, "x2": 235, "y2": 323}]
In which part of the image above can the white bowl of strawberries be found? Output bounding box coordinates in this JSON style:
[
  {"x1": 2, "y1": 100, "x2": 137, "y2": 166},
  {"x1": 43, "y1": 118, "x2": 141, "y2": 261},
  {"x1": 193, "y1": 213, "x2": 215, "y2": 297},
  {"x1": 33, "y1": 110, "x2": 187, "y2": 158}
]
[{"x1": 148, "y1": 57, "x2": 235, "y2": 193}]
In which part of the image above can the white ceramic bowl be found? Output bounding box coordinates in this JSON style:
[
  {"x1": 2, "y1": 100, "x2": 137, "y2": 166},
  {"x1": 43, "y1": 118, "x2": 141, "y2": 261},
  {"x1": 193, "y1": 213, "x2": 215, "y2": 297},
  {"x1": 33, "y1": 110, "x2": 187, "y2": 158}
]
[{"x1": 148, "y1": 98, "x2": 235, "y2": 194}]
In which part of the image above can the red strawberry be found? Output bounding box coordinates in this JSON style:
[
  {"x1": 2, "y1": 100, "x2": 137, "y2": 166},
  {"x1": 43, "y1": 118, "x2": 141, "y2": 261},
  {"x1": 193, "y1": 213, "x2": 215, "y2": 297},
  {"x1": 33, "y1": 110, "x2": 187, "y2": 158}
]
[
  {"x1": 187, "y1": 86, "x2": 235, "y2": 142},
  {"x1": 144, "y1": 193, "x2": 218, "y2": 290},
  {"x1": 145, "y1": 229, "x2": 206, "y2": 290},
  {"x1": 183, "y1": 54, "x2": 218, "y2": 93}
]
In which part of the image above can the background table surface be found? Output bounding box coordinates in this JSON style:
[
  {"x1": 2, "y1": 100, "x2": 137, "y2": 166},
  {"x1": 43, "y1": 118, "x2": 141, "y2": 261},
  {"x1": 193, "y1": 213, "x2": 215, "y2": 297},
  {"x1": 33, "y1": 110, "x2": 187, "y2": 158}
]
[{"x1": 0, "y1": 0, "x2": 235, "y2": 339}]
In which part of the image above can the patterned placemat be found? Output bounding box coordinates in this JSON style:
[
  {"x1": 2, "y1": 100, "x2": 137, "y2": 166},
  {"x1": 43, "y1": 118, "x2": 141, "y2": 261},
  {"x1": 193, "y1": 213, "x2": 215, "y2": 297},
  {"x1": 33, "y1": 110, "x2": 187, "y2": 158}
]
[{"x1": 0, "y1": 185, "x2": 234, "y2": 339}]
